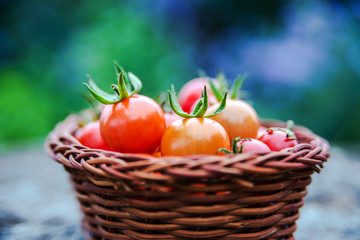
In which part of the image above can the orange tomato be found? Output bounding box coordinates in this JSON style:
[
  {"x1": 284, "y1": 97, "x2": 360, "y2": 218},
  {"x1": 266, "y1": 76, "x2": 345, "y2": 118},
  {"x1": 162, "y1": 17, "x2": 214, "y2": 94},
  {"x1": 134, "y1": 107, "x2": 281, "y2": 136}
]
[
  {"x1": 160, "y1": 118, "x2": 230, "y2": 156},
  {"x1": 208, "y1": 99, "x2": 259, "y2": 139}
]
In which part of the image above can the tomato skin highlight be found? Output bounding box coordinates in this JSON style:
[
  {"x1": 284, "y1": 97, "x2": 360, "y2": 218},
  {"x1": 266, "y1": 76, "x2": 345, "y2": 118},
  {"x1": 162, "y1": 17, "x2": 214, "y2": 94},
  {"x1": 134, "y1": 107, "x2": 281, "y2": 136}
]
[
  {"x1": 160, "y1": 118, "x2": 230, "y2": 156},
  {"x1": 75, "y1": 121, "x2": 110, "y2": 150},
  {"x1": 237, "y1": 138, "x2": 271, "y2": 153},
  {"x1": 258, "y1": 129, "x2": 298, "y2": 151},
  {"x1": 208, "y1": 99, "x2": 259, "y2": 140},
  {"x1": 100, "y1": 95, "x2": 166, "y2": 154}
]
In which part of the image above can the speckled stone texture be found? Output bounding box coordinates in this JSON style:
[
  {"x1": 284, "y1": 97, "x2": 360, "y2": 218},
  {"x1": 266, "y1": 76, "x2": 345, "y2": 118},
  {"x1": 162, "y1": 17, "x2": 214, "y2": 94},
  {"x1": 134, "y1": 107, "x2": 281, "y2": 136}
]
[
  {"x1": 0, "y1": 143, "x2": 359, "y2": 240},
  {"x1": 0, "y1": 144, "x2": 83, "y2": 240}
]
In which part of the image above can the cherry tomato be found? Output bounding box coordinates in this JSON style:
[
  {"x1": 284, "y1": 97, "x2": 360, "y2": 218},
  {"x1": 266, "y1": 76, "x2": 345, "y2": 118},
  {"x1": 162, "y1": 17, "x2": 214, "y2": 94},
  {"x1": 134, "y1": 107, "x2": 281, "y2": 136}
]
[
  {"x1": 208, "y1": 99, "x2": 259, "y2": 140},
  {"x1": 160, "y1": 118, "x2": 230, "y2": 156},
  {"x1": 75, "y1": 121, "x2": 110, "y2": 150},
  {"x1": 237, "y1": 138, "x2": 270, "y2": 153},
  {"x1": 164, "y1": 112, "x2": 183, "y2": 127},
  {"x1": 178, "y1": 77, "x2": 215, "y2": 113},
  {"x1": 100, "y1": 95, "x2": 166, "y2": 154},
  {"x1": 258, "y1": 128, "x2": 298, "y2": 151}
]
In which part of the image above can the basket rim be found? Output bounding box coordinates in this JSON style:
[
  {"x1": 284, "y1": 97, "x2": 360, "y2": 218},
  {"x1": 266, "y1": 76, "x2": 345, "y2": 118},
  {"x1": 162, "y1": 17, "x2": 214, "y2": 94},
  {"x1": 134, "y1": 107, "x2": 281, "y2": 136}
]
[{"x1": 44, "y1": 111, "x2": 330, "y2": 181}]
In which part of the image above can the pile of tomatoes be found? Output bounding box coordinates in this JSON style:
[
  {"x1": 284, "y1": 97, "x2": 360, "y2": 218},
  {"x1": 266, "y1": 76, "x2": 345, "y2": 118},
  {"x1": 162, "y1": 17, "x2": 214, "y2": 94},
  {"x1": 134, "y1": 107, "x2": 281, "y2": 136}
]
[{"x1": 76, "y1": 64, "x2": 298, "y2": 157}]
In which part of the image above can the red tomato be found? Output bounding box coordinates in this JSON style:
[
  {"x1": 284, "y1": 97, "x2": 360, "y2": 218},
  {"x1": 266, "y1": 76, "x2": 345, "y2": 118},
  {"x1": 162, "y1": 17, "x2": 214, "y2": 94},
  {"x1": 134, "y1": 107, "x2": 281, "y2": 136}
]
[
  {"x1": 164, "y1": 112, "x2": 183, "y2": 127},
  {"x1": 258, "y1": 128, "x2": 298, "y2": 151},
  {"x1": 160, "y1": 118, "x2": 230, "y2": 156},
  {"x1": 100, "y1": 95, "x2": 166, "y2": 154},
  {"x1": 208, "y1": 99, "x2": 259, "y2": 140},
  {"x1": 236, "y1": 138, "x2": 270, "y2": 153},
  {"x1": 178, "y1": 77, "x2": 215, "y2": 113},
  {"x1": 75, "y1": 121, "x2": 110, "y2": 150}
]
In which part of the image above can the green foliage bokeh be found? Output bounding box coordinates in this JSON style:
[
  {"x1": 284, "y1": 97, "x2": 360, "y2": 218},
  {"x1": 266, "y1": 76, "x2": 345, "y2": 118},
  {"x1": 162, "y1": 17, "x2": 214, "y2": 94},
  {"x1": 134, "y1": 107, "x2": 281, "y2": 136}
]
[{"x1": 0, "y1": 1, "x2": 195, "y2": 144}]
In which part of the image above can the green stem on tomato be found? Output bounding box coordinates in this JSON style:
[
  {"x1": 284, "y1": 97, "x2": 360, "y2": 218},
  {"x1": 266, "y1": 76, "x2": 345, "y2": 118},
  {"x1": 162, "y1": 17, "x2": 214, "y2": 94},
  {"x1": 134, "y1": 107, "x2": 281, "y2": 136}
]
[
  {"x1": 128, "y1": 72, "x2": 142, "y2": 96},
  {"x1": 232, "y1": 137, "x2": 242, "y2": 153},
  {"x1": 230, "y1": 74, "x2": 247, "y2": 99},
  {"x1": 168, "y1": 85, "x2": 194, "y2": 118},
  {"x1": 204, "y1": 91, "x2": 227, "y2": 117},
  {"x1": 83, "y1": 62, "x2": 142, "y2": 105},
  {"x1": 209, "y1": 79, "x2": 224, "y2": 102},
  {"x1": 117, "y1": 71, "x2": 130, "y2": 100},
  {"x1": 216, "y1": 148, "x2": 233, "y2": 155},
  {"x1": 168, "y1": 85, "x2": 227, "y2": 118},
  {"x1": 217, "y1": 137, "x2": 248, "y2": 155},
  {"x1": 191, "y1": 98, "x2": 204, "y2": 115},
  {"x1": 209, "y1": 72, "x2": 248, "y2": 101},
  {"x1": 114, "y1": 61, "x2": 132, "y2": 91},
  {"x1": 216, "y1": 71, "x2": 229, "y2": 93}
]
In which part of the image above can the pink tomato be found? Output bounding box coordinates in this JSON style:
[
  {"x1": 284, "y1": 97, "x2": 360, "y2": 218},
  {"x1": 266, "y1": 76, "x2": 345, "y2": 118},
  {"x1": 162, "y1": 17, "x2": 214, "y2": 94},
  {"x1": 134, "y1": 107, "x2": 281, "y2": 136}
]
[
  {"x1": 237, "y1": 138, "x2": 271, "y2": 153},
  {"x1": 259, "y1": 127, "x2": 298, "y2": 151}
]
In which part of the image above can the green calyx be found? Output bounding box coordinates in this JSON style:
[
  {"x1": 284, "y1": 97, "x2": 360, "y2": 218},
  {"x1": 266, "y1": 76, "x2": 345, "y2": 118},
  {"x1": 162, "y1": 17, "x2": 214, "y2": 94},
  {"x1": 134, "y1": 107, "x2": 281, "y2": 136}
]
[
  {"x1": 268, "y1": 120, "x2": 297, "y2": 140},
  {"x1": 217, "y1": 137, "x2": 250, "y2": 155},
  {"x1": 209, "y1": 71, "x2": 248, "y2": 101},
  {"x1": 83, "y1": 61, "x2": 142, "y2": 104},
  {"x1": 168, "y1": 85, "x2": 227, "y2": 118}
]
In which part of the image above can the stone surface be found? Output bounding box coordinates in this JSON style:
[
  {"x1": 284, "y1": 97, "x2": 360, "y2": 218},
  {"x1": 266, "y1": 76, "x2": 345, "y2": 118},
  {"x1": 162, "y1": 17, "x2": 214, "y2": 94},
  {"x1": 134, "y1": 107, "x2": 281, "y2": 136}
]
[
  {"x1": 295, "y1": 145, "x2": 360, "y2": 240},
  {"x1": 0, "y1": 142, "x2": 359, "y2": 239},
  {"x1": 0, "y1": 143, "x2": 83, "y2": 240}
]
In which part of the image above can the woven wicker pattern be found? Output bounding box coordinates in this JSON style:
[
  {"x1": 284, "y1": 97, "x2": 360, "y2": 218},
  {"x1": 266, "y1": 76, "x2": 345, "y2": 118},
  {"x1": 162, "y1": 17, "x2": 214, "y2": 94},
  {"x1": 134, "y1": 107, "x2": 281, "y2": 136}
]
[{"x1": 45, "y1": 114, "x2": 330, "y2": 240}]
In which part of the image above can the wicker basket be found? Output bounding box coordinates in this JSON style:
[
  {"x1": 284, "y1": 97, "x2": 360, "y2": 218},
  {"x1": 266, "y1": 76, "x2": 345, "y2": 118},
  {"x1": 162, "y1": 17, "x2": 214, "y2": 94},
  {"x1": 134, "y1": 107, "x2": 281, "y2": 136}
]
[{"x1": 45, "y1": 113, "x2": 330, "y2": 240}]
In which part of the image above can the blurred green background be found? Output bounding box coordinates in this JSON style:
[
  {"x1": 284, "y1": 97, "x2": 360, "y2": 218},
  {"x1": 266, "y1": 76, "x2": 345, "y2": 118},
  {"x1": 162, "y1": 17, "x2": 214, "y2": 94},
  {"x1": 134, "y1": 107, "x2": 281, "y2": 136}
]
[{"x1": 0, "y1": 0, "x2": 359, "y2": 148}]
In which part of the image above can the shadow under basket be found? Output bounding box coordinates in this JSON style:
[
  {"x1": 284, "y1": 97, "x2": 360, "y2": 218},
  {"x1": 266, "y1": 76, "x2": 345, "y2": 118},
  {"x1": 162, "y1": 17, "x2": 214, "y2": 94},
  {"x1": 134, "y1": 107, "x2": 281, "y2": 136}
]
[{"x1": 45, "y1": 113, "x2": 330, "y2": 240}]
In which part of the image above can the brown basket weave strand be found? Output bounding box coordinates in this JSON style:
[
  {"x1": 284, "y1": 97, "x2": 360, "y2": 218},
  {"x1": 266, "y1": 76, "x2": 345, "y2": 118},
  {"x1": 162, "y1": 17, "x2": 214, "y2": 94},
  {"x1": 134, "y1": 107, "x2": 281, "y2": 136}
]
[{"x1": 45, "y1": 114, "x2": 330, "y2": 240}]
